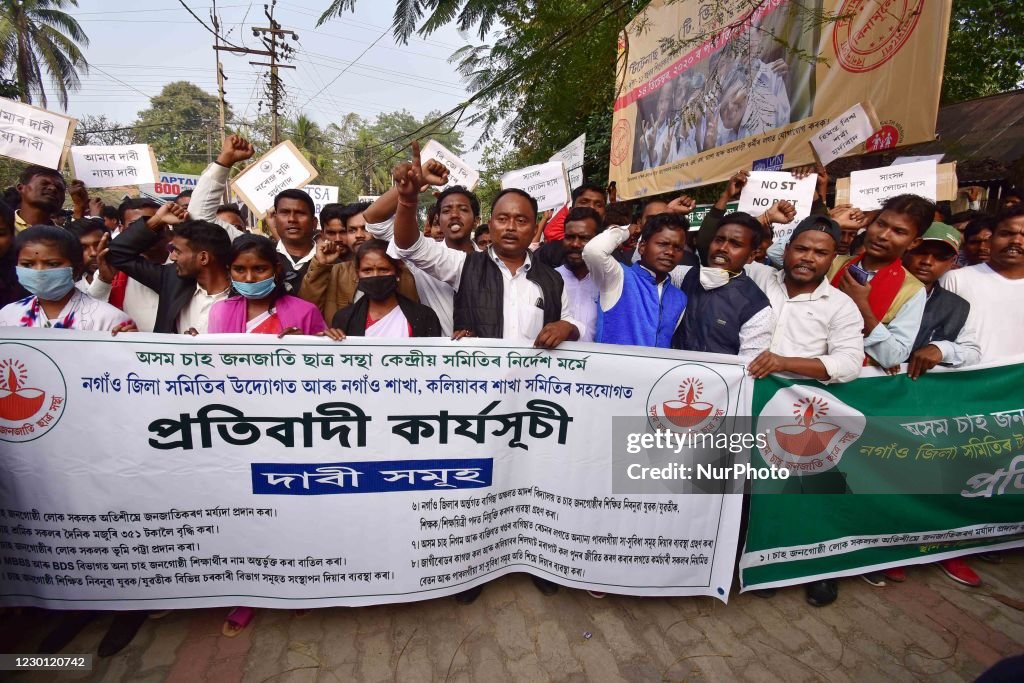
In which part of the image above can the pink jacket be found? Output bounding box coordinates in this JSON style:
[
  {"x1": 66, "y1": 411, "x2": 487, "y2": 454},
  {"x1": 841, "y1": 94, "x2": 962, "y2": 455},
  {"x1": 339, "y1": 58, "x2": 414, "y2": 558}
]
[{"x1": 208, "y1": 295, "x2": 327, "y2": 335}]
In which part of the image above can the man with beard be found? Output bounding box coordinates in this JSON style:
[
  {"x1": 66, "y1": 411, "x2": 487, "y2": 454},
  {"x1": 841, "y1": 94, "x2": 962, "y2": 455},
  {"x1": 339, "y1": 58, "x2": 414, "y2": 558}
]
[
  {"x1": 14, "y1": 165, "x2": 66, "y2": 231},
  {"x1": 68, "y1": 218, "x2": 117, "y2": 302},
  {"x1": 108, "y1": 203, "x2": 232, "y2": 334},
  {"x1": 556, "y1": 207, "x2": 602, "y2": 342},
  {"x1": 300, "y1": 201, "x2": 418, "y2": 323},
  {"x1": 746, "y1": 215, "x2": 864, "y2": 384},
  {"x1": 943, "y1": 204, "x2": 1024, "y2": 363},
  {"x1": 961, "y1": 216, "x2": 995, "y2": 266},
  {"x1": 829, "y1": 194, "x2": 933, "y2": 368}
]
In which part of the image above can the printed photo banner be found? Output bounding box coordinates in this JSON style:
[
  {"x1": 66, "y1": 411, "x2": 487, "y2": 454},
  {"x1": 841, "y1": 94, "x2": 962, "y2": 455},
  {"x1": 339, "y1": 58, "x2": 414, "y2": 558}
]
[
  {"x1": 230, "y1": 140, "x2": 318, "y2": 218},
  {"x1": 70, "y1": 144, "x2": 159, "y2": 188},
  {"x1": 0, "y1": 97, "x2": 77, "y2": 170},
  {"x1": 608, "y1": 0, "x2": 953, "y2": 198},
  {"x1": 139, "y1": 172, "x2": 202, "y2": 201},
  {"x1": 740, "y1": 360, "x2": 1024, "y2": 591},
  {"x1": 0, "y1": 331, "x2": 749, "y2": 609}
]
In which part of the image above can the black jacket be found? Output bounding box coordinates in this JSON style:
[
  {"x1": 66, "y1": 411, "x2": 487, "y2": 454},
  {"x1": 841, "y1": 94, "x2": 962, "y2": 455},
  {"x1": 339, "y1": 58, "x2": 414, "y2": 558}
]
[
  {"x1": 106, "y1": 219, "x2": 200, "y2": 334},
  {"x1": 913, "y1": 284, "x2": 970, "y2": 352},
  {"x1": 332, "y1": 293, "x2": 442, "y2": 337},
  {"x1": 453, "y1": 251, "x2": 563, "y2": 338}
]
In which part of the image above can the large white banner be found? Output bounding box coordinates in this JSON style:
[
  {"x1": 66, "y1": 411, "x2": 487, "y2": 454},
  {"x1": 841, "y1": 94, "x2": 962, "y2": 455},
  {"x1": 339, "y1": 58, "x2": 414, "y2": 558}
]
[{"x1": 0, "y1": 331, "x2": 751, "y2": 609}]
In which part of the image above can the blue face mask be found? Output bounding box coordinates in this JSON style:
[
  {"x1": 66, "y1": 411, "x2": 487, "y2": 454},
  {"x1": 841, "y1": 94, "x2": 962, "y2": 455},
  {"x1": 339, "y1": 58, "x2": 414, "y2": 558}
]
[
  {"x1": 232, "y1": 276, "x2": 277, "y2": 300},
  {"x1": 16, "y1": 266, "x2": 76, "y2": 301}
]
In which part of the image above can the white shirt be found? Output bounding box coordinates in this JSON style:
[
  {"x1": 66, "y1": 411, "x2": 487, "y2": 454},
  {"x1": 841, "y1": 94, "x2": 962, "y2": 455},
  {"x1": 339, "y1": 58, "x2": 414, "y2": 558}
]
[
  {"x1": 745, "y1": 262, "x2": 865, "y2": 383},
  {"x1": 75, "y1": 274, "x2": 112, "y2": 302},
  {"x1": 0, "y1": 290, "x2": 130, "y2": 330},
  {"x1": 276, "y1": 239, "x2": 315, "y2": 272},
  {"x1": 942, "y1": 263, "x2": 1024, "y2": 363},
  {"x1": 122, "y1": 278, "x2": 160, "y2": 333},
  {"x1": 556, "y1": 265, "x2": 598, "y2": 343},
  {"x1": 368, "y1": 216, "x2": 481, "y2": 337},
  {"x1": 189, "y1": 163, "x2": 248, "y2": 242},
  {"x1": 396, "y1": 234, "x2": 583, "y2": 344},
  {"x1": 176, "y1": 284, "x2": 231, "y2": 334}
]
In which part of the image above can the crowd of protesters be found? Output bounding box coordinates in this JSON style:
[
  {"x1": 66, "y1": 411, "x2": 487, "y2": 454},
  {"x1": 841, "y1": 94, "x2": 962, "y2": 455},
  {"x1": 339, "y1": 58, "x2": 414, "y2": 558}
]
[{"x1": 1, "y1": 134, "x2": 1022, "y2": 655}]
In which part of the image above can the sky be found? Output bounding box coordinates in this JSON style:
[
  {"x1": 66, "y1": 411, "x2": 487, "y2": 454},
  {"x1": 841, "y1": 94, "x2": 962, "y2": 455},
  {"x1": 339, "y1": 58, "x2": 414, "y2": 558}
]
[{"x1": 64, "y1": 0, "x2": 488, "y2": 163}]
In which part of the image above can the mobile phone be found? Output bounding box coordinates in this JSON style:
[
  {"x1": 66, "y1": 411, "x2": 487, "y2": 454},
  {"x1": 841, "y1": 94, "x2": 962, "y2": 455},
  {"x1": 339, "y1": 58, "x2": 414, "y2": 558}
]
[{"x1": 848, "y1": 263, "x2": 870, "y2": 285}]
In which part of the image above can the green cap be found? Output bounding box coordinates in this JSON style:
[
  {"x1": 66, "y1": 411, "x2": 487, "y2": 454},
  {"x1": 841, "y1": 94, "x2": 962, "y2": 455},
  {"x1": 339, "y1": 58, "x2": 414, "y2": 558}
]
[{"x1": 921, "y1": 222, "x2": 962, "y2": 253}]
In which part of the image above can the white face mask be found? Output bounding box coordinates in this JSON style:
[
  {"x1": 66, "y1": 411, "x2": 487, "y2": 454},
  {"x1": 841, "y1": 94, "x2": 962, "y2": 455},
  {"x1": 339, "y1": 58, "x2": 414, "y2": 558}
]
[{"x1": 699, "y1": 266, "x2": 733, "y2": 290}]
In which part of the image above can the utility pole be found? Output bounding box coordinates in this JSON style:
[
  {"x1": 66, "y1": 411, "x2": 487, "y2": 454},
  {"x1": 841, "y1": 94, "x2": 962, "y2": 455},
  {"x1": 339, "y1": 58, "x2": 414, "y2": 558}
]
[
  {"x1": 211, "y1": 0, "x2": 227, "y2": 143},
  {"x1": 213, "y1": 0, "x2": 297, "y2": 145}
]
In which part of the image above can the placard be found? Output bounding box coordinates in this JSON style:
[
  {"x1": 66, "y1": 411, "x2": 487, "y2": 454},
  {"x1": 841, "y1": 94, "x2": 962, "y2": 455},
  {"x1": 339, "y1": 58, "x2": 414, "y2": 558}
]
[
  {"x1": 69, "y1": 144, "x2": 159, "y2": 188},
  {"x1": 843, "y1": 160, "x2": 937, "y2": 211},
  {"x1": 230, "y1": 140, "x2": 318, "y2": 218},
  {"x1": 305, "y1": 184, "x2": 339, "y2": 218},
  {"x1": 421, "y1": 140, "x2": 479, "y2": 191},
  {"x1": 891, "y1": 154, "x2": 944, "y2": 166},
  {"x1": 737, "y1": 171, "x2": 817, "y2": 241},
  {"x1": 501, "y1": 161, "x2": 570, "y2": 213},
  {"x1": 549, "y1": 134, "x2": 586, "y2": 190},
  {"x1": 0, "y1": 97, "x2": 76, "y2": 170},
  {"x1": 809, "y1": 102, "x2": 879, "y2": 167}
]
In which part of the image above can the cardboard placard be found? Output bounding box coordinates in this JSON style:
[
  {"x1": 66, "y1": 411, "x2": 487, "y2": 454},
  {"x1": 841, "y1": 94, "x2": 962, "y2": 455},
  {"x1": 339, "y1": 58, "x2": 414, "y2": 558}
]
[
  {"x1": 230, "y1": 140, "x2": 318, "y2": 218},
  {"x1": 421, "y1": 140, "x2": 479, "y2": 191},
  {"x1": 70, "y1": 144, "x2": 159, "y2": 188},
  {"x1": 549, "y1": 134, "x2": 586, "y2": 190},
  {"x1": 737, "y1": 171, "x2": 817, "y2": 241},
  {"x1": 836, "y1": 161, "x2": 957, "y2": 208},
  {"x1": 0, "y1": 97, "x2": 76, "y2": 170},
  {"x1": 500, "y1": 161, "x2": 570, "y2": 213},
  {"x1": 809, "y1": 102, "x2": 879, "y2": 167}
]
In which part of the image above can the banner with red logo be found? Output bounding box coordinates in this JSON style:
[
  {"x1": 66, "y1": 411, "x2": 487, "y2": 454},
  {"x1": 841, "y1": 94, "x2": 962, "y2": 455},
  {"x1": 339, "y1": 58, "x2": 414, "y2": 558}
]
[
  {"x1": 740, "y1": 360, "x2": 1024, "y2": 591},
  {"x1": 608, "y1": 0, "x2": 952, "y2": 198},
  {"x1": 0, "y1": 331, "x2": 751, "y2": 608}
]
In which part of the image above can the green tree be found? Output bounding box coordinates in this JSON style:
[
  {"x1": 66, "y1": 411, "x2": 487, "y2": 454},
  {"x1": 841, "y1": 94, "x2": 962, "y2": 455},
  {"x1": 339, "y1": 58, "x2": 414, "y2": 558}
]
[
  {"x1": 134, "y1": 82, "x2": 231, "y2": 174},
  {"x1": 0, "y1": 0, "x2": 89, "y2": 110},
  {"x1": 72, "y1": 114, "x2": 138, "y2": 146},
  {"x1": 942, "y1": 0, "x2": 1024, "y2": 104}
]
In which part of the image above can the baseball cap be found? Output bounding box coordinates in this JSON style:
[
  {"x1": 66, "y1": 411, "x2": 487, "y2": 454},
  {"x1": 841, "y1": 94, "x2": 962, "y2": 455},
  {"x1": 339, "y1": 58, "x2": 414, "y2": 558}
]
[
  {"x1": 788, "y1": 214, "x2": 841, "y2": 247},
  {"x1": 919, "y1": 222, "x2": 962, "y2": 253}
]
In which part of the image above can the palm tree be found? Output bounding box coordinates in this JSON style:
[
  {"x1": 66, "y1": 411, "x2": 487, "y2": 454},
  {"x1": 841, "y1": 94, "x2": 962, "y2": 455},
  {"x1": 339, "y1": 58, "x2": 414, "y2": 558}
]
[{"x1": 0, "y1": 0, "x2": 89, "y2": 110}]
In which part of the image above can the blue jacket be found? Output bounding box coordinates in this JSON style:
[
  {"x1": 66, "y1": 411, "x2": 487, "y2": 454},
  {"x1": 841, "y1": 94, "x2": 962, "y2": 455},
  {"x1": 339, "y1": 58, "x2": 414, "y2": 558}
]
[{"x1": 597, "y1": 263, "x2": 686, "y2": 348}]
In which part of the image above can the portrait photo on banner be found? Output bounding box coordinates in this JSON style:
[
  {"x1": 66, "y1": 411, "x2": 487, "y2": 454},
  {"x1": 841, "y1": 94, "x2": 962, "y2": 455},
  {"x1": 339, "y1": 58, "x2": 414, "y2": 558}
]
[{"x1": 630, "y1": 2, "x2": 820, "y2": 174}]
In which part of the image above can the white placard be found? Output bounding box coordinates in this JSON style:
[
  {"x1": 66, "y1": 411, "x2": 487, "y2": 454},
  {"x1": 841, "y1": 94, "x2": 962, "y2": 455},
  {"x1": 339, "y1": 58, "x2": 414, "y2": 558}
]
[
  {"x1": 230, "y1": 140, "x2": 318, "y2": 218},
  {"x1": 549, "y1": 134, "x2": 586, "y2": 190},
  {"x1": 70, "y1": 144, "x2": 159, "y2": 188},
  {"x1": 421, "y1": 140, "x2": 479, "y2": 191},
  {"x1": 0, "y1": 330, "x2": 749, "y2": 609},
  {"x1": 848, "y1": 160, "x2": 937, "y2": 211},
  {"x1": 0, "y1": 97, "x2": 76, "y2": 170},
  {"x1": 809, "y1": 103, "x2": 877, "y2": 167},
  {"x1": 737, "y1": 171, "x2": 817, "y2": 241},
  {"x1": 357, "y1": 195, "x2": 380, "y2": 203},
  {"x1": 305, "y1": 184, "x2": 339, "y2": 218},
  {"x1": 891, "y1": 154, "x2": 944, "y2": 166},
  {"x1": 501, "y1": 161, "x2": 570, "y2": 213}
]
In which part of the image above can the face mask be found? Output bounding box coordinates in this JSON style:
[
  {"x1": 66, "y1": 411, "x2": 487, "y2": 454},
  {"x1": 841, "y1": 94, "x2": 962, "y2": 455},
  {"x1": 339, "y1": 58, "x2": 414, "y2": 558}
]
[
  {"x1": 699, "y1": 266, "x2": 737, "y2": 290},
  {"x1": 232, "y1": 276, "x2": 277, "y2": 300},
  {"x1": 16, "y1": 266, "x2": 76, "y2": 301},
  {"x1": 357, "y1": 275, "x2": 398, "y2": 301}
]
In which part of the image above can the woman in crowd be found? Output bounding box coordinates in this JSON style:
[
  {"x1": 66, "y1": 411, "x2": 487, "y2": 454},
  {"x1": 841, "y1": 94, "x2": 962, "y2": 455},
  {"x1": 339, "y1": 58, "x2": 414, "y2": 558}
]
[
  {"x1": 324, "y1": 238, "x2": 441, "y2": 339},
  {"x1": 0, "y1": 224, "x2": 134, "y2": 332},
  {"x1": 208, "y1": 234, "x2": 327, "y2": 336}
]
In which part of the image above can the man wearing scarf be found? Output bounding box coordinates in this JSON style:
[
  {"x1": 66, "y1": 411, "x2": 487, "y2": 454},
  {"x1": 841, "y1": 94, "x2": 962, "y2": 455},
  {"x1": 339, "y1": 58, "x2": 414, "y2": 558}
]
[{"x1": 830, "y1": 194, "x2": 934, "y2": 368}]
